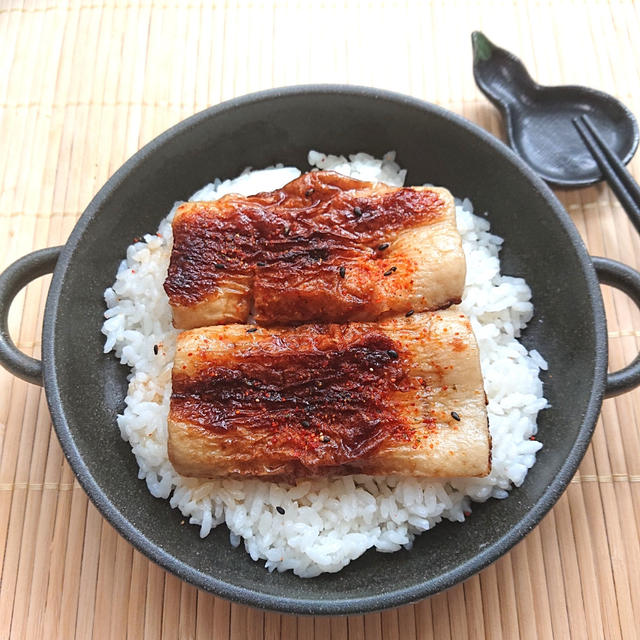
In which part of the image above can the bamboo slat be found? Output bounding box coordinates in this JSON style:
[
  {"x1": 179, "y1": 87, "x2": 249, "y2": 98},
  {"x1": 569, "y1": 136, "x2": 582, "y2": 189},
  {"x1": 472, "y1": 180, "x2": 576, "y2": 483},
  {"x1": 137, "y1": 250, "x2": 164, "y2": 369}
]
[{"x1": 2, "y1": 1, "x2": 640, "y2": 638}]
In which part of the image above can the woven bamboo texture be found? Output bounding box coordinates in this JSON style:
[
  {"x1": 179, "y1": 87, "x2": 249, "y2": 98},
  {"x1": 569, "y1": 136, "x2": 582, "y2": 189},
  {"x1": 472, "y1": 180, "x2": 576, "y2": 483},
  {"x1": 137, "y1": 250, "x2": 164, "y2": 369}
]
[{"x1": 2, "y1": 1, "x2": 640, "y2": 638}]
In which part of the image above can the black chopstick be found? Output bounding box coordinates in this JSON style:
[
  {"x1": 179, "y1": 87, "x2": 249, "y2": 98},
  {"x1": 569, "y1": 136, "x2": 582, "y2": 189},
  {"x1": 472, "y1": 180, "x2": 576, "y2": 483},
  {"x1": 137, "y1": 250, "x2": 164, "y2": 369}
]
[{"x1": 572, "y1": 114, "x2": 640, "y2": 235}]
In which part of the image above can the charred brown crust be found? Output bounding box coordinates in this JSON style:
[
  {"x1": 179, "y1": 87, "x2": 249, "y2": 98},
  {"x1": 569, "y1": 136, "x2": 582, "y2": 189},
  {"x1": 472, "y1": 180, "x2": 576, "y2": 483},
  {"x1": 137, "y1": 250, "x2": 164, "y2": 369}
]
[
  {"x1": 170, "y1": 325, "x2": 422, "y2": 473},
  {"x1": 164, "y1": 171, "x2": 449, "y2": 323}
]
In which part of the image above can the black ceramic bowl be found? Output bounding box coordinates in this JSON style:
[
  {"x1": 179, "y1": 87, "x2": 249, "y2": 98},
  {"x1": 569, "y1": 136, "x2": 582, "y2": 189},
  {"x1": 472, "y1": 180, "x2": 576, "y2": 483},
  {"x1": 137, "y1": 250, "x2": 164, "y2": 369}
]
[{"x1": 1, "y1": 86, "x2": 640, "y2": 616}]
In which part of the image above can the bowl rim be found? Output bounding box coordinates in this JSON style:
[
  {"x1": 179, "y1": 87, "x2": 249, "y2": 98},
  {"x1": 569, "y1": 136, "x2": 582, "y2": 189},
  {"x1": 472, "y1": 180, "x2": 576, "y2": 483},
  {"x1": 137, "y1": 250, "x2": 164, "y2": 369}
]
[{"x1": 41, "y1": 84, "x2": 607, "y2": 615}]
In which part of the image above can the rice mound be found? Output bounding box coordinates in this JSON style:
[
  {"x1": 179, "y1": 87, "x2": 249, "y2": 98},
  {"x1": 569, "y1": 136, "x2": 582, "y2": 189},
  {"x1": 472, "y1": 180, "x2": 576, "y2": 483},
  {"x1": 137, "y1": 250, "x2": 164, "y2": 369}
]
[{"x1": 102, "y1": 151, "x2": 547, "y2": 577}]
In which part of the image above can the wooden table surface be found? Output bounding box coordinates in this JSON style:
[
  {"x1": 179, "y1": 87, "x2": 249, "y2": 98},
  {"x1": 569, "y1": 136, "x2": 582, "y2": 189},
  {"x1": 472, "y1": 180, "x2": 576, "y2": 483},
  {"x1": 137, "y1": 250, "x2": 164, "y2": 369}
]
[{"x1": 2, "y1": 1, "x2": 640, "y2": 638}]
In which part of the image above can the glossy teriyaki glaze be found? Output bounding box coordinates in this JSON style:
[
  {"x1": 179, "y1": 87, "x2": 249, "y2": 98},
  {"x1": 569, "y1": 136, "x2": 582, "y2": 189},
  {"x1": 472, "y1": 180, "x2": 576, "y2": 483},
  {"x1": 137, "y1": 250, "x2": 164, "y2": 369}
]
[
  {"x1": 164, "y1": 171, "x2": 456, "y2": 326},
  {"x1": 171, "y1": 324, "x2": 417, "y2": 473},
  {"x1": 168, "y1": 312, "x2": 490, "y2": 481}
]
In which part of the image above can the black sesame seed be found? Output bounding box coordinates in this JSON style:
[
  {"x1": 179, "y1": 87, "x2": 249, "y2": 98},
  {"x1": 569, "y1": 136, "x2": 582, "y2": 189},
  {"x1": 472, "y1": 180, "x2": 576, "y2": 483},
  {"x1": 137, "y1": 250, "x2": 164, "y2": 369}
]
[
  {"x1": 276, "y1": 506, "x2": 285, "y2": 515},
  {"x1": 339, "y1": 266, "x2": 346, "y2": 278},
  {"x1": 305, "y1": 188, "x2": 314, "y2": 197},
  {"x1": 405, "y1": 310, "x2": 414, "y2": 317},
  {"x1": 387, "y1": 349, "x2": 399, "y2": 360},
  {"x1": 301, "y1": 419, "x2": 311, "y2": 428},
  {"x1": 378, "y1": 242, "x2": 390, "y2": 251},
  {"x1": 257, "y1": 261, "x2": 266, "y2": 267},
  {"x1": 390, "y1": 266, "x2": 397, "y2": 272},
  {"x1": 215, "y1": 263, "x2": 225, "y2": 269},
  {"x1": 353, "y1": 206, "x2": 362, "y2": 218},
  {"x1": 153, "y1": 344, "x2": 159, "y2": 355},
  {"x1": 451, "y1": 411, "x2": 461, "y2": 421},
  {"x1": 246, "y1": 327, "x2": 258, "y2": 333},
  {"x1": 322, "y1": 436, "x2": 330, "y2": 443},
  {"x1": 383, "y1": 268, "x2": 394, "y2": 276}
]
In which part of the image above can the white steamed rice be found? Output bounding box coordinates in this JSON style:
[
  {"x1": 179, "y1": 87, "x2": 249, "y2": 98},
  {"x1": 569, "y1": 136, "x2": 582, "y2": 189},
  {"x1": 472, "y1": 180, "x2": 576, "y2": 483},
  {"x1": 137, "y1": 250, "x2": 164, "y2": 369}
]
[{"x1": 102, "y1": 151, "x2": 547, "y2": 577}]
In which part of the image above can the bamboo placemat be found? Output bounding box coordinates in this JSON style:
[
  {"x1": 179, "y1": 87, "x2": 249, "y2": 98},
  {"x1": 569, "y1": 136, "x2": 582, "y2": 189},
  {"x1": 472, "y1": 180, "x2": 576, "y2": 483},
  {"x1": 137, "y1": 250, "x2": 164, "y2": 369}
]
[{"x1": 2, "y1": 1, "x2": 640, "y2": 638}]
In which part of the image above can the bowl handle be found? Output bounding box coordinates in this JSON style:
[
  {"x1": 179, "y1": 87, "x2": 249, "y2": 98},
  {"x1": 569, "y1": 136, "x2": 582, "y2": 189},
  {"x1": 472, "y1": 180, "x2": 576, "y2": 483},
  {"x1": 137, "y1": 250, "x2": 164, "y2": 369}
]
[
  {"x1": 0, "y1": 246, "x2": 62, "y2": 386},
  {"x1": 593, "y1": 256, "x2": 640, "y2": 397}
]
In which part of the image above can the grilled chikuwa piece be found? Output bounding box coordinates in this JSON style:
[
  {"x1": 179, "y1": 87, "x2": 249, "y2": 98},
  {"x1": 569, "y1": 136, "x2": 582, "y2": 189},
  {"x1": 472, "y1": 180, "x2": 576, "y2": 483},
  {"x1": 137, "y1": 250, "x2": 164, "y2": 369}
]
[
  {"x1": 168, "y1": 310, "x2": 489, "y2": 480},
  {"x1": 164, "y1": 171, "x2": 465, "y2": 329}
]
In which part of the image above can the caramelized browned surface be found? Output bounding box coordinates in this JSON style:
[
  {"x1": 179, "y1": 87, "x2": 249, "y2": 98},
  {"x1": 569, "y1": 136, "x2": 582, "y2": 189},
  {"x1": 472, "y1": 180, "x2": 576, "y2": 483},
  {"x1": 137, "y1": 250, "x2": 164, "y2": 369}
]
[
  {"x1": 168, "y1": 311, "x2": 490, "y2": 480},
  {"x1": 172, "y1": 326, "x2": 414, "y2": 470},
  {"x1": 164, "y1": 171, "x2": 464, "y2": 327}
]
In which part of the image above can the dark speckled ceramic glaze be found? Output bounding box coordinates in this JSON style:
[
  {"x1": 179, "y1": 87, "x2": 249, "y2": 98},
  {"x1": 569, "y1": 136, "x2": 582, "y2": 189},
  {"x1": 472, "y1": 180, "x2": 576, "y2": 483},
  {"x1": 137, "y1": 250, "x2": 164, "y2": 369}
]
[{"x1": 2, "y1": 86, "x2": 640, "y2": 615}]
